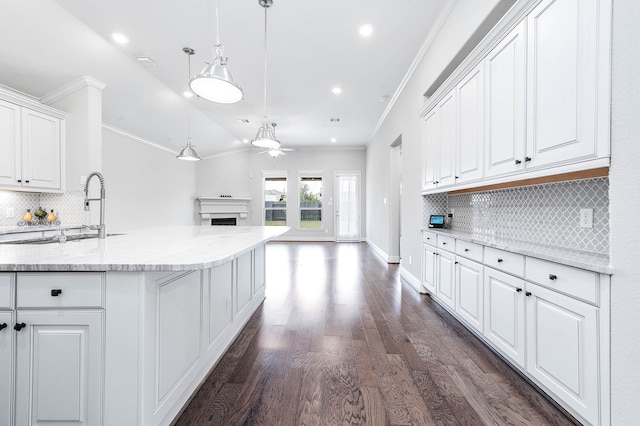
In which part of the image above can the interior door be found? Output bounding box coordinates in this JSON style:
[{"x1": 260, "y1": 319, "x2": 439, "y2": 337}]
[{"x1": 335, "y1": 172, "x2": 360, "y2": 242}]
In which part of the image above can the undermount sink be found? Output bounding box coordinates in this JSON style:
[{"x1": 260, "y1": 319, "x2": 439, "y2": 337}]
[{"x1": 0, "y1": 233, "x2": 124, "y2": 245}]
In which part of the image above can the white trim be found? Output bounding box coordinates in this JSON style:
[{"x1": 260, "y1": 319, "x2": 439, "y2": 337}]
[
  {"x1": 274, "y1": 236, "x2": 334, "y2": 242},
  {"x1": 369, "y1": 0, "x2": 459, "y2": 142},
  {"x1": 40, "y1": 76, "x2": 106, "y2": 105},
  {"x1": 399, "y1": 266, "x2": 423, "y2": 293},
  {"x1": 0, "y1": 84, "x2": 67, "y2": 119},
  {"x1": 200, "y1": 148, "x2": 252, "y2": 160},
  {"x1": 365, "y1": 238, "x2": 392, "y2": 263},
  {"x1": 103, "y1": 124, "x2": 177, "y2": 155}
]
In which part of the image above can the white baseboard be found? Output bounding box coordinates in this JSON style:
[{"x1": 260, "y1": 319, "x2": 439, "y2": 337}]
[
  {"x1": 400, "y1": 266, "x2": 423, "y2": 293},
  {"x1": 365, "y1": 239, "x2": 400, "y2": 263},
  {"x1": 273, "y1": 236, "x2": 335, "y2": 242},
  {"x1": 388, "y1": 255, "x2": 400, "y2": 264}
]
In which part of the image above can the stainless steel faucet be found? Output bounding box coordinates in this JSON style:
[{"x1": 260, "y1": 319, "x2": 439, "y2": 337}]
[{"x1": 84, "y1": 171, "x2": 106, "y2": 239}]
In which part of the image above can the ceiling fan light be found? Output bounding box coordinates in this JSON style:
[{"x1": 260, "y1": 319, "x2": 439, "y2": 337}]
[
  {"x1": 176, "y1": 143, "x2": 201, "y2": 161},
  {"x1": 189, "y1": 60, "x2": 243, "y2": 104}
]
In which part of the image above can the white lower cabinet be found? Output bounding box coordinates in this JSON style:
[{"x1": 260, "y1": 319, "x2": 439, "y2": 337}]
[
  {"x1": 0, "y1": 310, "x2": 13, "y2": 426},
  {"x1": 484, "y1": 267, "x2": 526, "y2": 366},
  {"x1": 436, "y1": 249, "x2": 455, "y2": 310},
  {"x1": 455, "y1": 257, "x2": 484, "y2": 333},
  {"x1": 422, "y1": 244, "x2": 437, "y2": 294},
  {"x1": 15, "y1": 310, "x2": 103, "y2": 426},
  {"x1": 525, "y1": 282, "x2": 599, "y2": 425}
]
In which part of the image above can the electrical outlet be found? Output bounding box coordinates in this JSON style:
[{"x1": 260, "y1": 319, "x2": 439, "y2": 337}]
[
  {"x1": 5, "y1": 207, "x2": 14, "y2": 218},
  {"x1": 580, "y1": 208, "x2": 593, "y2": 229}
]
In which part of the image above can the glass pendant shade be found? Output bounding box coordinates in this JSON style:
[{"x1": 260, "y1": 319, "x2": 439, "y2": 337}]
[
  {"x1": 177, "y1": 141, "x2": 201, "y2": 161},
  {"x1": 251, "y1": 122, "x2": 280, "y2": 149},
  {"x1": 189, "y1": 54, "x2": 243, "y2": 104}
]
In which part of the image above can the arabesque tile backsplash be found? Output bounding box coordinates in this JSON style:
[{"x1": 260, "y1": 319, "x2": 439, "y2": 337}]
[
  {"x1": 423, "y1": 178, "x2": 609, "y2": 255},
  {"x1": 0, "y1": 190, "x2": 86, "y2": 227}
]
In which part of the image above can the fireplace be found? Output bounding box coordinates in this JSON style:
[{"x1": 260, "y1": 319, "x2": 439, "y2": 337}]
[
  {"x1": 197, "y1": 197, "x2": 251, "y2": 226},
  {"x1": 211, "y1": 218, "x2": 237, "y2": 226}
]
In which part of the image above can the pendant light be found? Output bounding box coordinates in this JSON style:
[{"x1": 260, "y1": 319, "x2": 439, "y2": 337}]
[
  {"x1": 177, "y1": 47, "x2": 201, "y2": 161},
  {"x1": 189, "y1": 0, "x2": 243, "y2": 104},
  {"x1": 251, "y1": 0, "x2": 281, "y2": 150}
]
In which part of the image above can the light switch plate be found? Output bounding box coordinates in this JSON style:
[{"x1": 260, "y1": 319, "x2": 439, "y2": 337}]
[{"x1": 580, "y1": 208, "x2": 593, "y2": 229}]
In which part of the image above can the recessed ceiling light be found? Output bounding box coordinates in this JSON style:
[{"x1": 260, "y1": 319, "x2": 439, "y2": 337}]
[
  {"x1": 136, "y1": 56, "x2": 156, "y2": 66},
  {"x1": 183, "y1": 91, "x2": 194, "y2": 98},
  {"x1": 111, "y1": 33, "x2": 129, "y2": 45},
  {"x1": 242, "y1": 138, "x2": 249, "y2": 144},
  {"x1": 332, "y1": 87, "x2": 342, "y2": 95},
  {"x1": 331, "y1": 138, "x2": 337, "y2": 143},
  {"x1": 359, "y1": 24, "x2": 373, "y2": 37}
]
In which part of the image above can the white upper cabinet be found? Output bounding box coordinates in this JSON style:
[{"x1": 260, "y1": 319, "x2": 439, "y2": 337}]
[
  {"x1": 526, "y1": 0, "x2": 605, "y2": 168},
  {"x1": 456, "y1": 63, "x2": 485, "y2": 183},
  {"x1": 422, "y1": 108, "x2": 439, "y2": 191},
  {"x1": 437, "y1": 91, "x2": 457, "y2": 188},
  {"x1": 485, "y1": 21, "x2": 527, "y2": 178},
  {"x1": 0, "y1": 89, "x2": 65, "y2": 193}
]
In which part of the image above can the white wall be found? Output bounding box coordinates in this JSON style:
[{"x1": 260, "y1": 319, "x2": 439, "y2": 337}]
[
  {"x1": 102, "y1": 128, "x2": 197, "y2": 232},
  {"x1": 366, "y1": 0, "x2": 502, "y2": 279},
  {"x1": 609, "y1": 0, "x2": 640, "y2": 422},
  {"x1": 197, "y1": 148, "x2": 366, "y2": 241}
]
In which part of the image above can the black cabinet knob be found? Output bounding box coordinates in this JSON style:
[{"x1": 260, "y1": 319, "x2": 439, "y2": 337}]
[
  {"x1": 525, "y1": 157, "x2": 532, "y2": 162},
  {"x1": 0, "y1": 323, "x2": 7, "y2": 331},
  {"x1": 14, "y1": 323, "x2": 26, "y2": 331},
  {"x1": 51, "y1": 289, "x2": 62, "y2": 297},
  {"x1": 464, "y1": 248, "x2": 470, "y2": 252},
  {"x1": 549, "y1": 274, "x2": 557, "y2": 281},
  {"x1": 25, "y1": 180, "x2": 30, "y2": 183},
  {"x1": 516, "y1": 288, "x2": 523, "y2": 293},
  {"x1": 17, "y1": 179, "x2": 22, "y2": 183},
  {"x1": 455, "y1": 176, "x2": 459, "y2": 179},
  {"x1": 515, "y1": 159, "x2": 522, "y2": 165},
  {"x1": 497, "y1": 258, "x2": 503, "y2": 263},
  {"x1": 442, "y1": 242, "x2": 447, "y2": 245},
  {"x1": 525, "y1": 291, "x2": 532, "y2": 297},
  {"x1": 455, "y1": 261, "x2": 459, "y2": 265}
]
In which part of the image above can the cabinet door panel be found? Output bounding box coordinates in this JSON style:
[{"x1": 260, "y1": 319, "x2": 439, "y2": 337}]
[
  {"x1": 437, "y1": 92, "x2": 457, "y2": 187},
  {"x1": 254, "y1": 244, "x2": 266, "y2": 295},
  {"x1": 15, "y1": 310, "x2": 103, "y2": 426},
  {"x1": 0, "y1": 311, "x2": 13, "y2": 426},
  {"x1": 208, "y1": 262, "x2": 233, "y2": 347},
  {"x1": 422, "y1": 245, "x2": 437, "y2": 294},
  {"x1": 485, "y1": 22, "x2": 526, "y2": 178},
  {"x1": 457, "y1": 64, "x2": 484, "y2": 183},
  {"x1": 422, "y1": 109, "x2": 439, "y2": 190},
  {"x1": 526, "y1": 0, "x2": 600, "y2": 168},
  {"x1": 236, "y1": 251, "x2": 253, "y2": 316},
  {"x1": 456, "y1": 258, "x2": 483, "y2": 332},
  {"x1": 437, "y1": 250, "x2": 455, "y2": 310},
  {"x1": 484, "y1": 268, "x2": 525, "y2": 366},
  {"x1": 0, "y1": 100, "x2": 21, "y2": 187},
  {"x1": 21, "y1": 108, "x2": 61, "y2": 190},
  {"x1": 526, "y1": 282, "x2": 598, "y2": 425}
]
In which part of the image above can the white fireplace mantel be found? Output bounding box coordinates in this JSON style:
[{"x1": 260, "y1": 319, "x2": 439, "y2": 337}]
[{"x1": 197, "y1": 197, "x2": 252, "y2": 226}]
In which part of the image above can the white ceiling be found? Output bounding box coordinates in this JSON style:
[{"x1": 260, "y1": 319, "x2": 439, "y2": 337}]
[{"x1": 0, "y1": 0, "x2": 450, "y2": 157}]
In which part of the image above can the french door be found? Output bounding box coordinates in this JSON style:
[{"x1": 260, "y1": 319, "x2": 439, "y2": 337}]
[{"x1": 335, "y1": 172, "x2": 360, "y2": 241}]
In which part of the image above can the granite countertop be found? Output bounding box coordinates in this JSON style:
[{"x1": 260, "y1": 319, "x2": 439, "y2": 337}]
[
  {"x1": 422, "y1": 228, "x2": 612, "y2": 274},
  {"x1": 0, "y1": 226, "x2": 289, "y2": 272}
]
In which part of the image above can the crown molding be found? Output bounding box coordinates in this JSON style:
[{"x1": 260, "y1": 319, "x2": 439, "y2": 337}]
[
  {"x1": 103, "y1": 124, "x2": 178, "y2": 155},
  {"x1": 40, "y1": 76, "x2": 106, "y2": 105}
]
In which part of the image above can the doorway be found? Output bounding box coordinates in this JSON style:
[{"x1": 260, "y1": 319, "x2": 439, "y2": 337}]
[
  {"x1": 335, "y1": 171, "x2": 360, "y2": 242},
  {"x1": 389, "y1": 137, "x2": 402, "y2": 263}
]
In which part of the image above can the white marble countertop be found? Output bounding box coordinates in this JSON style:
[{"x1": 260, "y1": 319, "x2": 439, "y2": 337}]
[
  {"x1": 422, "y1": 228, "x2": 612, "y2": 274},
  {"x1": 0, "y1": 226, "x2": 289, "y2": 272},
  {"x1": 0, "y1": 224, "x2": 84, "y2": 235}
]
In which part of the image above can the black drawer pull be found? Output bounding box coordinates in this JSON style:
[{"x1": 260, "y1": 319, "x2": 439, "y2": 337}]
[
  {"x1": 0, "y1": 323, "x2": 7, "y2": 331},
  {"x1": 548, "y1": 274, "x2": 557, "y2": 281},
  {"x1": 51, "y1": 289, "x2": 62, "y2": 297},
  {"x1": 516, "y1": 288, "x2": 523, "y2": 293},
  {"x1": 525, "y1": 291, "x2": 532, "y2": 297},
  {"x1": 497, "y1": 258, "x2": 503, "y2": 263},
  {"x1": 515, "y1": 159, "x2": 522, "y2": 165},
  {"x1": 442, "y1": 242, "x2": 447, "y2": 245},
  {"x1": 14, "y1": 323, "x2": 26, "y2": 331}
]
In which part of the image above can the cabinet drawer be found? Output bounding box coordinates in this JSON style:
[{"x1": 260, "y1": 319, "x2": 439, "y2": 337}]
[
  {"x1": 484, "y1": 247, "x2": 524, "y2": 277},
  {"x1": 437, "y1": 235, "x2": 455, "y2": 252},
  {"x1": 525, "y1": 257, "x2": 598, "y2": 305},
  {"x1": 422, "y1": 231, "x2": 437, "y2": 247},
  {"x1": 0, "y1": 274, "x2": 13, "y2": 309},
  {"x1": 455, "y1": 240, "x2": 484, "y2": 263},
  {"x1": 17, "y1": 273, "x2": 104, "y2": 308}
]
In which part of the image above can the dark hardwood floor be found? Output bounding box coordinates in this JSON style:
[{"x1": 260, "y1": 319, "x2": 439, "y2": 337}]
[{"x1": 174, "y1": 242, "x2": 579, "y2": 426}]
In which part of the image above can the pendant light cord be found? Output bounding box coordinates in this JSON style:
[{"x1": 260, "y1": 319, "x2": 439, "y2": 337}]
[
  {"x1": 263, "y1": 5, "x2": 268, "y2": 121},
  {"x1": 215, "y1": 0, "x2": 220, "y2": 45}
]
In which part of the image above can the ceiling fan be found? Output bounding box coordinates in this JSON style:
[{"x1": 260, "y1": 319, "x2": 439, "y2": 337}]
[{"x1": 254, "y1": 123, "x2": 296, "y2": 157}]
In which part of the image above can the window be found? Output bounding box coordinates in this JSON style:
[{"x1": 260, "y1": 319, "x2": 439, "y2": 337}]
[
  {"x1": 299, "y1": 174, "x2": 322, "y2": 229},
  {"x1": 264, "y1": 174, "x2": 287, "y2": 226}
]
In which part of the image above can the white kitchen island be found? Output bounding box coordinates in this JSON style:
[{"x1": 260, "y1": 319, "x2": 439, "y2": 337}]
[{"x1": 0, "y1": 226, "x2": 289, "y2": 426}]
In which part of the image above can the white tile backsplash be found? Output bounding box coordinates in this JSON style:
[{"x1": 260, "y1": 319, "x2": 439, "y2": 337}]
[
  {"x1": 423, "y1": 178, "x2": 609, "y2": 255},
  {"x1": 0, "y1": 190, "x2": 86, "y2": 227}
]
